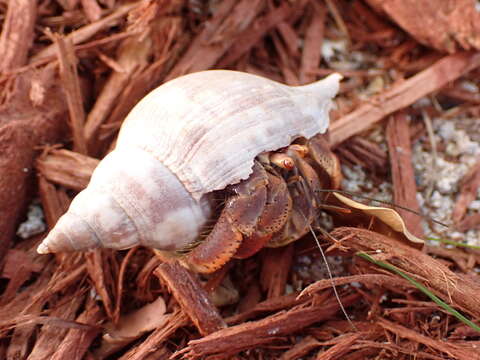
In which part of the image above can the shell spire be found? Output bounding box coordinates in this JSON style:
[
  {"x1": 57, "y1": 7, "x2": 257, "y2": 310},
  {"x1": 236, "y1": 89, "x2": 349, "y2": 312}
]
[
  {"x1": 37, "y1": 148, "x2": 211, "y2": 253},
  {"x1": 37, "y1": 70, "x2": 341, "y2": 254},
  {"x1": 298, "y1": 72, "x2": 342, "y2": 104}
]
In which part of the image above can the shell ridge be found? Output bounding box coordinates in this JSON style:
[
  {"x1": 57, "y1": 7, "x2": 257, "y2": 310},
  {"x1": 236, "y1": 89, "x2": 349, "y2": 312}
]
[
  {"x1": 201, "y1": 124, "x2": 316, "y2": 191},
  {"x1": 94, "y1": 182, "x2": 144, "y2": 247},
  {"x1": 154, "y1": 79, "x2": 288, "y2": 196},
  {"x1": 106, "y1": 148, "x2": 200, "y2": 247},
  {"x1": 63, "y1": 211, "x2": 102, "y2": 250},
  {"x1": 137, "y1": 144, "x2": 201, "y2": 196},
  {"x1": 170, "y1": 82, "x2": 289, "y2": 175},
  {"x1": 104, "y1": 147, "x2": 209, "y2": 249}
]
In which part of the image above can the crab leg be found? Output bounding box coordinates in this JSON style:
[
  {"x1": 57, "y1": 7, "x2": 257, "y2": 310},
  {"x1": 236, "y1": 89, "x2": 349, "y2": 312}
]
[
  {"x1": 234, "y1": 170, "x2": 292, "y2": 258},
  {"x1": 307, "y1": 134, "x2": 342, "y2": 189},
  {"x1": 268, "y1": 151, "x2": 323, "y2": 247},
  {"x1": 183, "y1": 162, "x2": 268, "y2": 273}
]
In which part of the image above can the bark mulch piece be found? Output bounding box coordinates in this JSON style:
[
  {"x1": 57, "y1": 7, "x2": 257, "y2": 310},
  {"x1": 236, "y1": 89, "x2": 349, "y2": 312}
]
[
  {"x1": 386, "y1": 111, "x2": 424, "y2": 238},
  {"x1": 0, "y1": 0, "x2": 68, "y2": 259},
  {"x1": 453, "y1": 157, "x2": 480, "y2": 224},
  {"x1": 331, "y1": 227, "x2": 480, "y2": 319},
  {"x1": 176, "y1": 292, "x2": 361, "y2": 359},
  {"x1": 154, "y1": 262, "x2": 226, "y2": 336},
  {"x1": 330, "y1": 51, "x2": 480, "y2": 147},
  {"x1": 2, "y1": 1, "x2": 480, "y2": 359},
  {"x1": 365, "y1": 0, "x2": 480, "y2": 52}
]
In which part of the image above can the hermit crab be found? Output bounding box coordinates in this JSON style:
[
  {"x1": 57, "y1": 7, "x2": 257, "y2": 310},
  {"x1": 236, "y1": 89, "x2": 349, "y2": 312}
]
[{"x1": 37, "y1": 70, "x2": 342, "y2": 273}]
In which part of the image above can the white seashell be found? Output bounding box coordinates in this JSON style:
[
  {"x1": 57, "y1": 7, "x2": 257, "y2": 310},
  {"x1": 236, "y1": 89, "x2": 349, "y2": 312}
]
[{"x1": 37, "y1": 70, "x2": 341, "y2": 254}]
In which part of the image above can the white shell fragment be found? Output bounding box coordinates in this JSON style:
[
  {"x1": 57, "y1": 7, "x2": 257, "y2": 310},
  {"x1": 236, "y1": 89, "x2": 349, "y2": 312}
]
[{"x1": 37, "y1": 70, "x2": 341, "y2": 254}]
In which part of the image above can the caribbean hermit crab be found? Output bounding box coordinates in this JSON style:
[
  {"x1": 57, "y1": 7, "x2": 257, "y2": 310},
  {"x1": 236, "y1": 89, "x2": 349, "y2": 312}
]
[{"x1": 37, "y1": 70, "x2": 342, "y2": 273}]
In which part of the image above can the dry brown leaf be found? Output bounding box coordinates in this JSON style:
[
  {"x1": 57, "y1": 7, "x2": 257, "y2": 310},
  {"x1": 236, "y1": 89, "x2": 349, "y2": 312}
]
[
  {"x1": 96, "y1": 296, "x2": 168, "y2": 358},
  {"x1": 333, "y1": 193, "x2": 424, "y2": 244},
  {"x1": 104, "y1": 296, "x2": 166, "y2": 341}
]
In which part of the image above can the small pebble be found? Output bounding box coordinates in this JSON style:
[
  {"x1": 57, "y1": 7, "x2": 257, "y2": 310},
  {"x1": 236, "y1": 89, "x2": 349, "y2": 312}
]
[
  {"x1": 16, "y1": 203, "x2": 46, "y2": 239},
  {"x1": 412, "y1": 117, "x2": 480, "y2": 245}
]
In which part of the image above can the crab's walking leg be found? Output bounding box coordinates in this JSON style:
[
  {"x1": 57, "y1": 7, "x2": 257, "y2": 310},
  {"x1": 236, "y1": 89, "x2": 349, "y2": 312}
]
[
  {"x1": 234, "y1": 170, "x2": 292, "y2": 258},
  {"x1": 182, "y1": 162, "x2": 268, "y2": 273},
  {"x1": 307, "y1": 134, "x2": 342, "y2": 189},
  {"x1": 268, "y1": 151, "x2": 322, "y2": 246}
]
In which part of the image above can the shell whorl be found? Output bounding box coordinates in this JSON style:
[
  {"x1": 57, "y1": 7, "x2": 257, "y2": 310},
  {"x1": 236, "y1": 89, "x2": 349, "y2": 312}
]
[{"x1": 38, "y1": 70, "x2": 341, "y2": 254}]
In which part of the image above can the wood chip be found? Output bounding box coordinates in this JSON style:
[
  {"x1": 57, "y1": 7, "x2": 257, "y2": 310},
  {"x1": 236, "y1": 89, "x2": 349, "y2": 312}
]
[
  {"x1": 38, "y1": 175, "x2": 71, "y2": 229},
  {"x1": 0, "y1": 78, "x2": 68, "y2": 260},
  {"x1": 315, "y1": 333, "x2": 361, "y2": 360},
  {"x1": 226, "y1": 292, "x2": 303, "y2": 325},
  {"x1": 36, "y1": 149, "x2": 98, "y2": 191},
  {"x1": 167, "y1": 0, "x2": 265, "y2": 79},
  {"x1": 260, "y1": 244, "x2": 294, "y2": 298},
  {"x1": 279, "y1": 335, "x2": 321, "y2": 360},
  {"x1": 217, "y1": 0, "x2": 308, "y2": 69},
  {"x1": 365, "y1": 0, "x2": 480, "y2": 52},
  {"x1": 28, "y1": 295, "x2": 84, "y2": 360},
  {"x1": 31, "y1": 2, "x2": 139, "y2": 62},
  {"x1": 95, "y1": 296, "x2": 168, "y2": 358},
  {"x1": 154, "y1": 262, "x2": 226, "y2": 336},
  {"x1": 337, "y1": 136, "x2": 388, "y2": 172},
  {"x1": 0, "y1": 0, "x2": 37, "y2": 72},
  {"x1": 452, "y1": 157, "x2": 480, "y2": 223},
  {"x1": 300, "y1": 2, "x2": 326, "y2": 84},
  {"x1": 49, "y1": 299, "x2": 103, "y2": 360},
  {"x1": 0, "y1": 250, "x2": 41, "y2": 305},
  {"x1": 378, "y1": 318, "x2": 480, "y2": 360},
  {"x1": 386, "y1": 111, "x2": 424, "y2": 238},
  {"x1": 55, "y1": 34, "x2": 88, "y2": 154},
  {"x1": 330, "y1": 52, "x2": 480, "y2": 146},
  {"x1": 456, "y1": 213, "x2": 480, "y2": 232},
  {"x1": 118, "y1": 310, "x2": 189, "y2": 360},
  {"x1": 85, "y1": 250, "x2": 116, "y2": 321},
  {"x1": 331, "y1": 227, "x2": 480, "y2": 319},
  {"x1": 176, "y1": 293, "x2": 360, "y2": 359},
  {"x1": 81, "y1": 0, "x2": 102, "y2": 22},
  {"x1": 83, "y1": 24, "x2": 153, "y2": 153},
  {"x1": 299, "y1": 274, "x2": 414, "y2": 300}
]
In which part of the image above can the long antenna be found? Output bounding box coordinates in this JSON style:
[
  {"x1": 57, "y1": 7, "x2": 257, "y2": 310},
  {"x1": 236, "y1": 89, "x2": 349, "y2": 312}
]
[
  {"x1": 292, "y1": 170, "x2": 357, "y2": 331},
  {"x1": 308, "y1": 224, "x2": 357, "y2": 331}
]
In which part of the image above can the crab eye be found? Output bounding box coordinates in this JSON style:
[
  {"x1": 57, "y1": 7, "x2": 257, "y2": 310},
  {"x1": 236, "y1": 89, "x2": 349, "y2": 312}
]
[{"x1": 270, "y1": 153, "x2": 295, "y2": 170}]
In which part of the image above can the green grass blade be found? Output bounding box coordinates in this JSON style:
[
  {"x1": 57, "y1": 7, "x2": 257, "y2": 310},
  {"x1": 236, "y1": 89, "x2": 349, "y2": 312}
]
[
  {"x1": 426, "y1": 237, "x2": 480, "y2": 250},
  {"x1": 357, "y1": 252, "x2": 480, "y2": 333}
]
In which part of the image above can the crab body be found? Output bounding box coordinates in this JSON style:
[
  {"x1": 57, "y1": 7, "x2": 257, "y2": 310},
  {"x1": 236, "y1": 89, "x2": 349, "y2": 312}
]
[{"x1": 184, "y1": 134, "x2": 341, "y2": 273}]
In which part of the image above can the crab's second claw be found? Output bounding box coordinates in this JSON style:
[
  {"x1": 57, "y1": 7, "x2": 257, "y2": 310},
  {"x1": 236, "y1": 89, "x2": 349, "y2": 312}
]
[
  {"x1": 182, "y1": 216, "x2": 243, "y2": 273},
  {"x1": 235, "y1": 170, "x2": 292, "y2": 258},
  {"x1": 182, "y1": 162, "x2": 268, "y2": 273},
  {"x1": 234, "y1": 233, "x2": 272, "y2": 259}
]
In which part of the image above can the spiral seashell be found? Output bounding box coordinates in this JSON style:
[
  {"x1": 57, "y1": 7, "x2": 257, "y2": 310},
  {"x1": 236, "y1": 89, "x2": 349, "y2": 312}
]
[{"x1": 37, "y1": 70, "x2": 341, "y2": 254}]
